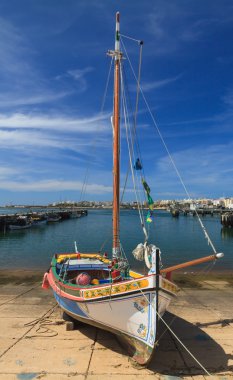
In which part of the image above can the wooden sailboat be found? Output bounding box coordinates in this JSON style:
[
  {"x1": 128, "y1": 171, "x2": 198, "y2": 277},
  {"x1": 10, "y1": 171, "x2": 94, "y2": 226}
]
[{"x1": 42, "y1": 12, "x2": 223, "y2": 365}]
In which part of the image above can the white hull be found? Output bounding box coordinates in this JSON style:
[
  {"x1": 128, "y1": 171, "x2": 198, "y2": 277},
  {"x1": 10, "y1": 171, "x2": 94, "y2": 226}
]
[
  {"x1": 9, "y1": 224, "x2": 32, "y2": 230},
  {"x1": 48, "y1": 269, "x2": 177, "y2": 364}
]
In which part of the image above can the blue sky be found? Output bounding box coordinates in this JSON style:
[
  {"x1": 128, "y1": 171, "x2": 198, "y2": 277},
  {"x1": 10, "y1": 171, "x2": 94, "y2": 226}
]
[{"x1": 0, "y1": 0, "x2": 233, "y2": 205}]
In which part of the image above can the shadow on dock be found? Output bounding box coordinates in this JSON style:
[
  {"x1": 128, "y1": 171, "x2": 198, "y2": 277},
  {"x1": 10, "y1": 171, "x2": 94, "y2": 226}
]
[
  {"x1": 148, "y1": 311, "x2": 231, "y2": 376},
  {"x1": 68, "y1": 311, "x2": 230, "y2": 376}
]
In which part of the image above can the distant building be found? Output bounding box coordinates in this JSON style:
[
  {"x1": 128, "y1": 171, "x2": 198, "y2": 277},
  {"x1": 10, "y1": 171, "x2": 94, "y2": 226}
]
[{"x1": 223, "y1": 198, "x2": 233, "y2": 209}]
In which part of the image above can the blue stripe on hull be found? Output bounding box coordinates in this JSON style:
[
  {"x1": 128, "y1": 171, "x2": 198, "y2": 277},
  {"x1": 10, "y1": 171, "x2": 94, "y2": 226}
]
[{"x1": 53, "y1": 291, "x2": 90, "y2": 319}]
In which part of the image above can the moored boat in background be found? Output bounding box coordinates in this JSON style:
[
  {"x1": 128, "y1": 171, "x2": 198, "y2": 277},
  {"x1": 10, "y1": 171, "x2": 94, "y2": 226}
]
[
  {"x1": 9, "y1": 215, "x2": 32, "y2": 230},
  {"x1": 46, "y1": 213, "x2": 61, "y2": 223}
]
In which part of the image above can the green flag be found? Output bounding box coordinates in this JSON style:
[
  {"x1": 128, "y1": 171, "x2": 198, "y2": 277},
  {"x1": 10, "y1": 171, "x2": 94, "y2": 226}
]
[
  {"x1": 146, "y1": 211, "x2": 153, "y2": 223},
  {"x1": 142, "y1": 179, "x2": 150, "y2": 195},
  {"x1": 147, "y1": 194, "x2": 154, "y2": 210}
]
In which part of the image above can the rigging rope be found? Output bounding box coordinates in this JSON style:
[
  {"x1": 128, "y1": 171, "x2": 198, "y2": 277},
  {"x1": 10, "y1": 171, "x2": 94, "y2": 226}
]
[{"x1": 120, "y1": 37, "x2": 218, "y2": 255}]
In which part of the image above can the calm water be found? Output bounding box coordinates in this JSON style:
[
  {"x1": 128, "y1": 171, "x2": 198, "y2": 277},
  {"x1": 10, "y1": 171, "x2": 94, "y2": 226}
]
[{"x1": 0, "y1": 208, "x2": 232, "y2": 272}]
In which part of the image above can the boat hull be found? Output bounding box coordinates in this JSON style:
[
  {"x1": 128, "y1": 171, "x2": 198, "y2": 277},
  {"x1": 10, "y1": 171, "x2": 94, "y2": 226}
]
[
  {"x1": 44, "y1": 251, "x2": 178, "y2": 365},
  {"x1": 48, "y1": 273, "x2": 176, "y2": 365},
  {"x1": 9, "y1": 224, "x2": 32, "y2": 230},
  {"x1": 54, "y1": 289, "x2": 158, "y2": 364}
]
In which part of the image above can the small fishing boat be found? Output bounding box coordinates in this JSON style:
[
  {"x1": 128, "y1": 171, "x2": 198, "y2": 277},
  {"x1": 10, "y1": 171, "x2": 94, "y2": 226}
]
[
  {"x1": 43, "y1": 13, "x2": 224, "y2": 365},
  {"x1": 69, "y1": 211, "x2": 81, "y2": 219},
  {"x1": 46, "y1": 213, "x2": 61, "y2": 223},
  {"x1": 170, "y1": 208, "x2": 180, "y2": 217},
  {"x1": 30, "y1": 213, "x2": 47, "y2": 226},
  {"x1": 32, "y1": 218, "x2": 47, "y2": 226},
  {"x1": 9, "y1": 215, "x2": 32, "y2": 230}
]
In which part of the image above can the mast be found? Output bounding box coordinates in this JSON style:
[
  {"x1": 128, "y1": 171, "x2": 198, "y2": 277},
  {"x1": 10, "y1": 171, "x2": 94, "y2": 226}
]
[{"x1": 112, "y1": 12, "x2": 121, "y2": 258}]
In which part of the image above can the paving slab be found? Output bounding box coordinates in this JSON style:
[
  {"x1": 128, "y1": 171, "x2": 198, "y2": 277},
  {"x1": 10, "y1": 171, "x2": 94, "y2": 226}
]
[
  {"x1": 0, "y1": 338, "x2": 15, "y2": 357},
  {"x1": 7, "y1": 288, "x2": 55, "y2": 304},
  {"x1": 0, "y1": 317, "x2": 35, "y2": 339},
  {"x1": 0, "y1": 303, "x2": 52, "y2": 318},
  {"x1": 0, "y1": 295, "x2": 13, "y2": 303},
  {"x1": 25, "y1": 319, "x2": 97, "y2": 342},
  {"x1": 7, "y1": 296, "x2": 55, "y2": 306},
  {"x1": 0, "y1": 285, "x2": 38, "y2": 296},
  {"x1": 86, "y1": 375, "x2": 161, "y2": 380},
  {"x1": 0, "y1": 374, "x2": 85, "y2": 380},
  {"x1": 0, "y1": 338, "x2": 92, "y2": 374}
]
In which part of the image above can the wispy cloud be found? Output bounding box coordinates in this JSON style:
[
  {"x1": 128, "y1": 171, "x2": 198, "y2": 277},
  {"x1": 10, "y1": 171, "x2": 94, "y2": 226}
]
[
  {"x1": 0, "y1": 2, "x2": 232, "y2": 204},
  {"x1": 68, "y1": 67, "x2": 93, "y2": 80},
  {"x1": 0, "y1": 92, "x2": 71, "y2": 108},
  {"x1": 0, "y1": 111, "x2": 113, "y2": 176},
  {"x1": 0, "y1": 167, "x2": 19, "y2": 179},
  {"x1": 0, "y1": 17, "x2": 32, "y2": 78},
  {"x1": 55, "y1": 66, "x2": 94, "y2": 92},
  {"x1": 0, "y1": 16, "x2": 82, "y2": 109},
  {"x1": 141, "y1": 74, "x2": 183, "y2": 92},
  {"x1": 223, "y1": 89, "x2": 233, "y2": 108},
  {"x1": 151, "y1": 141, "x2": 233, "y2": 198},
  {"x1": 0, "y1": 179, "x2": 113, "y2": 194},
  {"x1": 0, "y1": 110, "x2": 112, "y2": 184},
  {"x1": 145, "y1": 2, "x2": 233, "y2": 55},
  {"x1": 0, "y1": 129, "x2": 111, "y2": 160},
  {"x1": 0, "y1": 112, "x2": 109, "y2": 132}
]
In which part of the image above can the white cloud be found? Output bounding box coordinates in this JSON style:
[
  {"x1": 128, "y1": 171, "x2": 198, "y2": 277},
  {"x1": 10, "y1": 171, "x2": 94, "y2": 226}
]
[
  {"x1": 0, "y1": 167, "x2": 19, "y2": 179},
  {"x1": 145, "y1": 2, "x2": 233, "y2": 55},
  {"x1": 0, "y1": 179, "x2": 112, "y2": 193},
  {"x1": 55, "y1": 66, "x2": 94, "y2": 93},
  {"x1": 67, "y1": 67, "x2": 94, "y2": 80},
  {"x1": 152, "y1": 141, "x2": 233, "y2": 198},
  {"x1": 0, "y1": 129, "x2": 66, "y2": 150},
  {"x1": 0, "y1": 130, "x2": 112, "y2": 163},
  {"x1": 223, "y1": 90, "x2": 233, "y2": 108},
  {"x1": 0, "y1": 92, "x2": 71, "y2": 108},
  {"x1": 0, "y1": 17, "x2": 31, "y2": 77},
  {"x1": 0, "y1": 111, "x2": 113, "y2": 181},
  {"x1": 141, "y1": 74, "x2": 183, "y2": 92},
  {"x1": 0, "y1": 112, "x2": 109, "y2": 132},
  {"x1": 0, "y1": 17, "x2": 84, "y2": 109}
]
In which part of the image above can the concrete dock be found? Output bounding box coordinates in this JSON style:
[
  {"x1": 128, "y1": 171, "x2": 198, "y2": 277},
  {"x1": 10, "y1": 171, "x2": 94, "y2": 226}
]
[{"x1": 0, "y1": 274, "x2": 232, "y2": 379}]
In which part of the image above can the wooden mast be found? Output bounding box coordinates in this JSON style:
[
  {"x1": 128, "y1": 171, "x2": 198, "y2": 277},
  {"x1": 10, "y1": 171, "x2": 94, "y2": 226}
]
[{"x1": 112, "y1": 12, "x2": 121, "y2": 258}]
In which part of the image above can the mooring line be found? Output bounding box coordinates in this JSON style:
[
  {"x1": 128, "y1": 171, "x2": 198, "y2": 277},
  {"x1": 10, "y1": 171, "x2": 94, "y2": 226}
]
[
  {"x1": 0, "y1": 283, "x2": 41, "y2": 307},
  {"x1": 0, "y1": 303, "x2": 57, "y2": 359}
]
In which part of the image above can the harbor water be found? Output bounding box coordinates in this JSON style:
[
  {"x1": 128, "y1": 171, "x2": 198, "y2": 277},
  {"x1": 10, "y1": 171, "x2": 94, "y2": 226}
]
[{"x1": 0, "y1": 208, "x2": 232, "y2": 272}]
